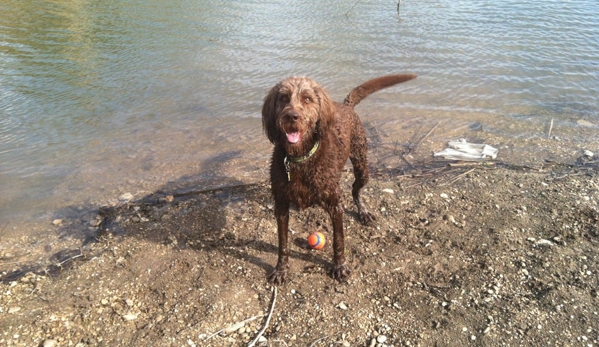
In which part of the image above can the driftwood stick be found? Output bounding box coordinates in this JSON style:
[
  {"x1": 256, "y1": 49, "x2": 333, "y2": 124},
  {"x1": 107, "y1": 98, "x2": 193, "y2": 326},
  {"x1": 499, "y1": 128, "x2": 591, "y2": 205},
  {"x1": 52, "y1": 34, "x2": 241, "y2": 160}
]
[
  {"x1": 405, "y1": 121, "x2": 440, "y2": 156},
  {"x1": 248, "y1": 286, "x2": 278, "y2": 347},
  {"x1": 547, "y1": 118, "x2": 554, "y2": 139},
  {"x1": 168, "y1": 182, "x2": 262, "y2": 198}
]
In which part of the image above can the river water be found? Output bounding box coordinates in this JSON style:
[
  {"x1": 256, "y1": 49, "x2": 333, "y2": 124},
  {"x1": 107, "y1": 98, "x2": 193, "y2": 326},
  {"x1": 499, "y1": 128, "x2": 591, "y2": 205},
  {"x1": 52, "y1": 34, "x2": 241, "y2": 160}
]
[{"x1": 1, "y1": 0, "x2": 598, "y2": 234}]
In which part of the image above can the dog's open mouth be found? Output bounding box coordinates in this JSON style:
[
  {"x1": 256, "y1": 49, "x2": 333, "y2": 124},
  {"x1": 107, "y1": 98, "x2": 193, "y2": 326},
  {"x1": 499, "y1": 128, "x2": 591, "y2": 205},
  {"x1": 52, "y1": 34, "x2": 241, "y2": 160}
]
[{"x1": 286, "y1": 131, "x2": 301, "y2": 144}]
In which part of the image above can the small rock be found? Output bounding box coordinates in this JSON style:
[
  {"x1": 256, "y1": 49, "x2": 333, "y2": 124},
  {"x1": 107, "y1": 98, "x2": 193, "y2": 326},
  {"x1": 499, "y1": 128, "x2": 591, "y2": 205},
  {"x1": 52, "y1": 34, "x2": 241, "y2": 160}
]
[
  {"x1": 43, "y1": 339, "x2": 57, "y2": 347},
  {"x1": 52, "y1": 219, "x2": 62, "y2": 226},
  {"x1": 125, "y1": 299, "x2": 134, "y2": 307},
  {"x1": 369, "y1": 338, "x2": 377, "y2": 347},
  {"x1": 382, "y1": 188, "x2": 394, "y2": 194},
  {"x1": 443, "y1": 215, "x2": 456, "y2": 224},
  {"x1": 223, "y1": 321, "x2": 245, "y2": 334},
  {"x1": 337, "y1": 302, "x2": 348, "y2": 310},
  {"x1": 165, "y1": 195, "x2": 174, "y2": 202},
  {"x1": 376, "y1": 334, "x2": 387, "y2": 343},
  {"x1": 8, "y1": 307, "x2": 21, "y2": 314},
  {"x1": 119, "y1": 193, "x2": 134, "y2": 202},
  {"x1": 123, "y1": 312, "x2": 139, "y2": 321},
  {"x1": 258, "y1": 336, "x2": 267, "y2": 343},
  {"x1": 584, "y1": 150, "x2": 594, "y2": 158},
  {"x1": 577, "y1": 119, "x2": 594, "y2": 127},
  {"x1": 440, "y1": 193, "x2": 449, "y2": 199},
  {"x1": 535, "y1": 239, "x2": 555, "y2": 247}
]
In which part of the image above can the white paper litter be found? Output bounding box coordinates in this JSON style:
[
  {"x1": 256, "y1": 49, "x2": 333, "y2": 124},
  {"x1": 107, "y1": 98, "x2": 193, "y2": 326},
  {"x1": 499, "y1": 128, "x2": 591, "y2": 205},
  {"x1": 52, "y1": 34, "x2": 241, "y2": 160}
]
[{"x1": 434, "y1": 139, "x2": 498, "y2": 161}]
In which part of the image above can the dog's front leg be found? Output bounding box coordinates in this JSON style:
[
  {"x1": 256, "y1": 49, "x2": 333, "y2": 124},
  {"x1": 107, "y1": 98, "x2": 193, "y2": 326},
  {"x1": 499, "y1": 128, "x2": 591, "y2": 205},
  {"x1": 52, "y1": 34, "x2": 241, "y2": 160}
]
[
  {"x1": 329, "y1": 204, "x2": 351, "y2": 281},
  {"x1": 268, "y1": 202, "x2": 290, "y2": 285}
]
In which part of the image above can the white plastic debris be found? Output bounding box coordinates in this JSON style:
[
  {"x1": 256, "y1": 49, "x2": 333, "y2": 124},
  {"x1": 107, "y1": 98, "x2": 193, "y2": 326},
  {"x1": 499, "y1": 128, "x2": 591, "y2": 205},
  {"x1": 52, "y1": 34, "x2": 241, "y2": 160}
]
[{"x1": 434, "y1": 139, "x2": 498, "y2": 161}]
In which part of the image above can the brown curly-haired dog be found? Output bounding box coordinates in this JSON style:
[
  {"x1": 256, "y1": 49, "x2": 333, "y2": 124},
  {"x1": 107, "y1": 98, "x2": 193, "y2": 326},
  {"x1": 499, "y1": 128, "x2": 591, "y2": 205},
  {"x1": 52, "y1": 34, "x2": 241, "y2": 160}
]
[{"x1": 262, "y1": 74, "x2": 417, "y2": 285}]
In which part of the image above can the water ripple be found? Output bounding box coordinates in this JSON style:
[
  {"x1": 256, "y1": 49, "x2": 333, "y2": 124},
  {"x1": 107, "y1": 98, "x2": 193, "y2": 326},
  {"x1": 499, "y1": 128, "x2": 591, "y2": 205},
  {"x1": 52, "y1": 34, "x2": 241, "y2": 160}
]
[{"x1": 1, "y1": 0, "x2": 598, "y2": 225}]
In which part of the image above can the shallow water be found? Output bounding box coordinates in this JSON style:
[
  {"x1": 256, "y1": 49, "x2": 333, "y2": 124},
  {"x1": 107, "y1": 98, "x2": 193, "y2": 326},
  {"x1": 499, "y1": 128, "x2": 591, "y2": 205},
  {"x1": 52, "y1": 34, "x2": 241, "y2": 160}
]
[{"x1": 1, "y1": 0, "x2": 598, "y2": 233}]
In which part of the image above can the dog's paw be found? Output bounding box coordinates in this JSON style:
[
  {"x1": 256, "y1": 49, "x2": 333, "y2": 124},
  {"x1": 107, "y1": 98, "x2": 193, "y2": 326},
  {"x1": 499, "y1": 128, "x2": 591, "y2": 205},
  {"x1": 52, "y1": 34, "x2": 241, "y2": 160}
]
[
  {"x1": 360, "y1": 210, "x2": 376, "y2": 224},
  {"x1": 268, "y1": 269, "x2": 288, "y2": 286},
  {"x1": 332, "y1": 263, "x2": 352, "y2": 281}
]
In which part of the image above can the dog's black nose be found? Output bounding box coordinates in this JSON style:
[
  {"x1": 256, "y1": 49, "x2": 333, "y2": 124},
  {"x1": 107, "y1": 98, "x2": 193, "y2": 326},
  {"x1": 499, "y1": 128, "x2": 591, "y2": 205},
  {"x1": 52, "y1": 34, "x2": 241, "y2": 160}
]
[{"x1": 284, "y1": 111, "x2": 300, "y2": 122}]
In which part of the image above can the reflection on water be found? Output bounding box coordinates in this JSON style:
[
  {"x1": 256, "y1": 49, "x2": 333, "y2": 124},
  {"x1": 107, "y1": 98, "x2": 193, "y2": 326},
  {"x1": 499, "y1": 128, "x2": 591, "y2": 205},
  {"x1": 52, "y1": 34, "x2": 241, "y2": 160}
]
[{"x1": 1, "y1": 0, "x2": 598, "y2": 230}]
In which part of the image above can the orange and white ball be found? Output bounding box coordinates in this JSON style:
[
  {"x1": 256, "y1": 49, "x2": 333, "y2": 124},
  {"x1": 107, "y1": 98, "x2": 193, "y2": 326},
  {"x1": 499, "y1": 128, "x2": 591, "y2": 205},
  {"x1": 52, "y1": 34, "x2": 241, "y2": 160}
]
[{"x1": 307, "y1": 232, "x2": 326, "y2": 250}]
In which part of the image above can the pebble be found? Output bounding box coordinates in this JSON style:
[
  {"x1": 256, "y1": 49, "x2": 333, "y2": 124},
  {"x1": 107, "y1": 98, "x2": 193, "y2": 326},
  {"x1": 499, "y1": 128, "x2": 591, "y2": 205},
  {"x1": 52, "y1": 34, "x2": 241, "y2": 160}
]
[
  {"x1": 8, "y1": 307, "x2": 21, "y2": 314},
  {"x1": 119, "y1": 192, "x2": 134, "y2": 201},
  {"x1": 584, "y1": 150, "x2": 594, "y2": 158},
  {"x1": 223, "y1": 321, "x2": 245, "y2": 334},
  {"x1": 376, "y1": 334, "x2": 387, "y2": 343},
  {"x1": 337, "y1": 301, "x2": 348, "y2": 310},
  {"x1": 90, "y1": 218, "x2": 102, "y2": 227},
  {"x1": 43, "y1": 340, "x2": 57, "y2": 347},
  {"x1": 52, "y1": 219, "x2": 62, "y2": 226},
  {"x1": 535, "y1": 239, "x2": 555, "y2": 247},
  {"x1": 123, "y1": 312, "x2": 139, "y2": 321},
  {"x1": 440, "y1": 193, "x2": 449, "y2": 199},
  {"x1": 577, "y1": 119, "x2": 594, "y2": 127},
  {"x1": 382, "y1": 188, "x2": 394, "y2": 194}
]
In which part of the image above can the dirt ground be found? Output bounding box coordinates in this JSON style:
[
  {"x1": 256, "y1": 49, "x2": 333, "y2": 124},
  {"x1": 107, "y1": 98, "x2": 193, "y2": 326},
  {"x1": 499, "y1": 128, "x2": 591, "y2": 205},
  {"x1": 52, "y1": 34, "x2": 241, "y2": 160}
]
[{"x1": 1, "y1": 152, "x2": 599, "y2": 346}]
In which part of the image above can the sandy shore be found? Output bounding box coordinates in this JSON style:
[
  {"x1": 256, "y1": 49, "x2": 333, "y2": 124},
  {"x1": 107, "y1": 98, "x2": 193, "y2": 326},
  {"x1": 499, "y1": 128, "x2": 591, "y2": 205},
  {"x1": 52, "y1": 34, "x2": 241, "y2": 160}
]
[{"x1": 1, "y1": 155, "x2": 598, "y2": 346}]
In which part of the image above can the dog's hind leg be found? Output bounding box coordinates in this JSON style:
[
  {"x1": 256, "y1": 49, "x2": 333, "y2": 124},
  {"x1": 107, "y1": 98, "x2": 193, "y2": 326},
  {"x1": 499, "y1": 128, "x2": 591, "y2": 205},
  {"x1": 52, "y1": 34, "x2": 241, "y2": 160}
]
[{"x1": 349, "y1": 127, "x2": 376, "y2": 224}]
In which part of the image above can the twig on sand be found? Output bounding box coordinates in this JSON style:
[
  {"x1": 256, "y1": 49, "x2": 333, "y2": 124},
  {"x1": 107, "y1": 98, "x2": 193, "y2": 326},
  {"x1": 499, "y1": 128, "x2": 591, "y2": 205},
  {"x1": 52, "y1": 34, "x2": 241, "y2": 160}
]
[
  {"x1": 345, "y1": 0, "x2": 361, "y2": 16},
  {"x1": 414, "y1": 121, "x2": 440, "y2": 152},
  {"x1": 404, "y1": 121, "x2": 440, "y2": 157},
  {"x1": 547, "y1": 118, "x2": 554, "y2": 139},
  {"x1": 58, "y1": 253, "x2": 84, "y2": 266},
  {"x1": 248, "y1": 286, "x2": 278, "y2": 347},
  {"x1": 170, "y1": 182, "x2": 262, "y2": 198},
  {"x1": 204, "y1": 314, "x2": 265, "y2": 342},
  {"x1": 440, "y1": 168, "x2": 476, "y2": 186}
]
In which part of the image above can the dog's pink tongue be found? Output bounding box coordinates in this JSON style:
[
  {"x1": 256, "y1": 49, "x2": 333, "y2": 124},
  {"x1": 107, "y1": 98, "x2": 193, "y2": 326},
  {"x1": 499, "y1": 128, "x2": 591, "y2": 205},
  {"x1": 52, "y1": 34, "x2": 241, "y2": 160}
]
[{"x1": 286, "y1": 132, "x2": 301, "y2": 144}]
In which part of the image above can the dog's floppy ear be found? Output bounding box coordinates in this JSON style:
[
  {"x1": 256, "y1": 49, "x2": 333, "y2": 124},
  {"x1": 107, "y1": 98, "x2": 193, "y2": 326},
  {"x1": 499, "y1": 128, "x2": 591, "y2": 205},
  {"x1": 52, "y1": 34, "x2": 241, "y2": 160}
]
[
  {"x1": 315, "y1": 85, "x2": 335, "y2": 134},
  {"x1": 262, "y1": 84, "x2": 280, "y2": 144}
]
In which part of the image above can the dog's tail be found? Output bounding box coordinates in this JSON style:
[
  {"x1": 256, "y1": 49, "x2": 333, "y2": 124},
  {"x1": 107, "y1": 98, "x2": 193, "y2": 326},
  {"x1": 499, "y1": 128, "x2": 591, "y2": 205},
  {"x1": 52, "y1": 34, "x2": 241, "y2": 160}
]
[{"x1": 343, "y1": 74, "x2": 417, "y2": 108}]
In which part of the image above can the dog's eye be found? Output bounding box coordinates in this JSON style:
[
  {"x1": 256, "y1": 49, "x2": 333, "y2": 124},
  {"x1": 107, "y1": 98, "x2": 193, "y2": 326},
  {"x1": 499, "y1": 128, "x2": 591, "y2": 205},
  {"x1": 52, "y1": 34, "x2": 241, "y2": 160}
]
[{"x1": 278, "y1": 94, "x2": 289, "y2": 103}]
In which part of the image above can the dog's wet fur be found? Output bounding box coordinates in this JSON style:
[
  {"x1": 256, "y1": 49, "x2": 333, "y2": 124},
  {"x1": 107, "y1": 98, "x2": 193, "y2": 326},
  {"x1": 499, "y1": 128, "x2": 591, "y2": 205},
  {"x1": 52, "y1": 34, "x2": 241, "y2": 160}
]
[{"x1": 262, "y1": 74, "x2": 417, "y2": 285}]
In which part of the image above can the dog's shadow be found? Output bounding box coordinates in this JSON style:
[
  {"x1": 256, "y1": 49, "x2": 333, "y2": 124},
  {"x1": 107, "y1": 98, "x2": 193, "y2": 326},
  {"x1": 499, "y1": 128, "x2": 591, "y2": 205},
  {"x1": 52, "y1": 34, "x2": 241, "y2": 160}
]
[{"x1": 0, "y1": 152, "x2": 359, "y2": 284}]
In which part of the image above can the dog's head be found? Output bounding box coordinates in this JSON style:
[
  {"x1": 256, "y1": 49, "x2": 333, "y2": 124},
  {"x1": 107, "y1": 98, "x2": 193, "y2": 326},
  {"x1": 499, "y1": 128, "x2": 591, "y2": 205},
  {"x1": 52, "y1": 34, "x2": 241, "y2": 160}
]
[{"x1": 262, "y1": 77, "x2": 335, "y2": 156}]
